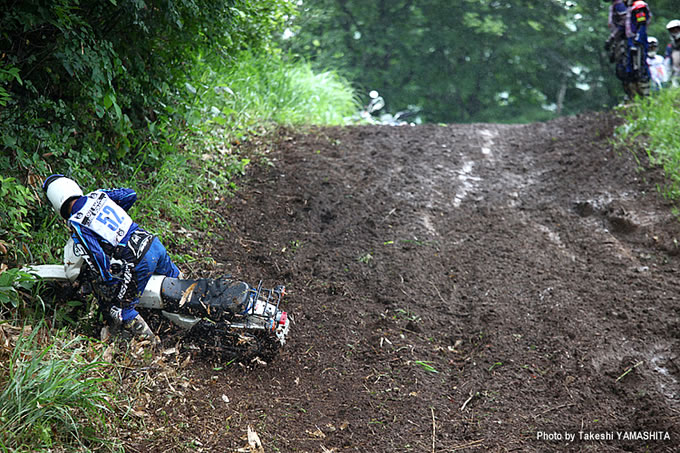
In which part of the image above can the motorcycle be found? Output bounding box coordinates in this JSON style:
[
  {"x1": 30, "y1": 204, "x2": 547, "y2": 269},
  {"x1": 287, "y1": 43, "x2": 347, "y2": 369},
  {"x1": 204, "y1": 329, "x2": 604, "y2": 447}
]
[
  {"x1": 356, "y1": 90, "x2": 419, "y2": 126},
  {"x1": 627, "y1": 38, "x2": 652, "y2": 98},
  {"x1": 22, "y1": 238, "x2": 291, "y2": 359}
]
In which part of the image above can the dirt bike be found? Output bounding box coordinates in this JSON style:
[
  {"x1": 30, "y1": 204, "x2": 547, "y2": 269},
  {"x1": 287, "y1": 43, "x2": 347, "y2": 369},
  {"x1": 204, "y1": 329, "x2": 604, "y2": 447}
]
[
  {"x1": 22, "y1": 238, "x2": 290, "y2": 359},
  {"x1": 626, "y1": 39, "x2": 652, "y2": 98},
  {"x1": 356, "y1": 90, "x2": 419, "y2": 126}
]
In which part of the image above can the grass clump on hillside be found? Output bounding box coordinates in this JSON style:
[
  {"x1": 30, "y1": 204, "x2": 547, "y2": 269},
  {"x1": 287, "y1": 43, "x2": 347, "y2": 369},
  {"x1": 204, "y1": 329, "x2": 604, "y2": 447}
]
[
  {"x1": 1, "y1": 50, "x2": 358, "y2": 270},
  {"x1": 190, "y1": 51, "x2": 359, "y2": 128},
  {"x1": 616, "y1": 87, "x2": 680, "y2": 198},
  {"x1": 0, "y1": 323, "x2": 116, "y2": 451}
]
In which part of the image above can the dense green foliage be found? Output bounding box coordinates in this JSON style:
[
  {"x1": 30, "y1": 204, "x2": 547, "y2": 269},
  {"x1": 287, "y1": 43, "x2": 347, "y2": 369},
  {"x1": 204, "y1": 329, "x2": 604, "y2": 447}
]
[
  {"x1": 282, "y1": 0, "x2": 678, "y2": 123},
  {"x1": 0, "y1": 0, "x2": 358, "y2": 268},
  {"x1": 0, "y1": 0, "x2": 286, "y2": 264},
  {"x1": 1, "y1": 0, "x2": 292, "y2": 166},
  {"x1": 192, "y1": 51, "x2": 358, "y2": 127}
]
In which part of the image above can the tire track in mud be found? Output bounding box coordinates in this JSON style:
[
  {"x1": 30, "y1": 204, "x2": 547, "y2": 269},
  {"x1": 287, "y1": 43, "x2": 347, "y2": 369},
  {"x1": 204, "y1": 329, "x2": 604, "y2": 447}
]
[
  {"x1": 251, "y1": 117, "x2": 677, "y2": 452},
  {"x1": 453, "y1": 118, "x2": 680, "y2": 418},
  {"x1": 143, "y1": 114, "x2": 680, "y2": 452}
]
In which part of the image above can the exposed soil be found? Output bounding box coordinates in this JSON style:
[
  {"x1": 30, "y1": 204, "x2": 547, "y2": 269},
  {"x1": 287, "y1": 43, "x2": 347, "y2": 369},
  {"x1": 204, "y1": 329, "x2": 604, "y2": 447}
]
[{"x1": 128, "y1": 112, "x2": 680, "y2": 452}]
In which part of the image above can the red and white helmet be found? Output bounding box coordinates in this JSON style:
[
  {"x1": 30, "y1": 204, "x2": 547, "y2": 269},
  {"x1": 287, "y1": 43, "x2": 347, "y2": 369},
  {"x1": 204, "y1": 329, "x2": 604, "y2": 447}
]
[{"x1": 42, "y1": 174, "x2": 83, "y2": 219}]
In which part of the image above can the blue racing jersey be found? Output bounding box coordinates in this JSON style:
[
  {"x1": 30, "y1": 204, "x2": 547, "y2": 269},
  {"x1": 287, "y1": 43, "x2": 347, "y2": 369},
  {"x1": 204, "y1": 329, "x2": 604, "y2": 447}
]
[{"x1": 67, "y1": 188, "x2": 139, "y2": 282}]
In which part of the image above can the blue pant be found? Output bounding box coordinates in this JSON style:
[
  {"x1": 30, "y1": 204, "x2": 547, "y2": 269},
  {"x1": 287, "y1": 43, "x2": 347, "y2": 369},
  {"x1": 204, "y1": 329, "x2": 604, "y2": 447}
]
[{"x1": 121, "y1": 237, "x2": 180, "y2": 322}]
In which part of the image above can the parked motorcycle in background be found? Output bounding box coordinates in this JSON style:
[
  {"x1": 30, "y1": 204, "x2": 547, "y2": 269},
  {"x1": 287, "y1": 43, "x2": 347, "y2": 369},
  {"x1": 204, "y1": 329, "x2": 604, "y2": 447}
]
[{"x1": 356, "y1": 90, "x2": 420, "y2": 126}]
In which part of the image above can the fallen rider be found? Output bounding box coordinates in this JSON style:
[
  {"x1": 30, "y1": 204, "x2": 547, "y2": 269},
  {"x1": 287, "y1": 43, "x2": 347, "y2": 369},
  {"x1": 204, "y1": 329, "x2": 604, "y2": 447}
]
[{"x1": 42, "y1": 174, "x2": 181, "y2": 344}]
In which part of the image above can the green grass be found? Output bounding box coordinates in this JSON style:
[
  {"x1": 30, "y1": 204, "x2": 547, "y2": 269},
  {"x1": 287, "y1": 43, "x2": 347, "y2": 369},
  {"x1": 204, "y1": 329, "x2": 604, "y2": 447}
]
[
  {"x1": 615, "y1": 87, "x2": 680, "y2": 198},
  {"x1": 189, "y1": 50, "x2": 359, "y2": 128},
  {"x1": 0, "y1": 323, "x2": 116, "y2": 451},
  {"x1": 413, "y1": 360, "x2": 439, "y2": 374}
]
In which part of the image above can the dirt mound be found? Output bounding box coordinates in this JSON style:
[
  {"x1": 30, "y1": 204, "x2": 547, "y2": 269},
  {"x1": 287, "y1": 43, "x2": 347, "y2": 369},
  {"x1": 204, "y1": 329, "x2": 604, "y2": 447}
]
[{"x1": 133, "y1": 113, "x2": 680, "y2": 452}]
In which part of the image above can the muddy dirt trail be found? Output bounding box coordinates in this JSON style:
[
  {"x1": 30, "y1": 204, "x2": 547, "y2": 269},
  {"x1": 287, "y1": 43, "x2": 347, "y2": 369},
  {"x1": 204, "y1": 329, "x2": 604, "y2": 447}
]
[{"x1": 133, "y1": 112, "x2": 680, "y2": 452}]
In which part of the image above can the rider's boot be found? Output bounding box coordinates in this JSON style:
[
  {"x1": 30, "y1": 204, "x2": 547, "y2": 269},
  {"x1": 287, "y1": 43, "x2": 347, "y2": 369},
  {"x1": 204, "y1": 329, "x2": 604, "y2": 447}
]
[
  {"x1": 639, "y1": 79, "x2": 650, "y2": 97},
  {"x1": 123, "y1": 314, "x2": 159, "y2": 345},
  {"x1": 622, "y1": 82, "x2": 634, "y2": 100}
]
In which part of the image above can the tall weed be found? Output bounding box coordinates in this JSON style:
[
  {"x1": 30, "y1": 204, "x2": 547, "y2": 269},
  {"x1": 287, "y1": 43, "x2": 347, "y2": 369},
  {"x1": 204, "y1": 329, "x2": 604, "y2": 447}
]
[{"x1": 0, "y1": 51, "x2": 358, "y2": 270}]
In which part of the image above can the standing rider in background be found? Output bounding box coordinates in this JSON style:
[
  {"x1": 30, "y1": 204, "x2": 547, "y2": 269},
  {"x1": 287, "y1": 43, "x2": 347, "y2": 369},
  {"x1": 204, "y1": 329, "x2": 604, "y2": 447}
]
[
  {"x1": 647, "y1": 37, "x2": 668, "y2": 90},
  {"x1": 624, "y1": 1, "x2": 652, "y2": 98},
  {"x1": 665, "y1": 20, "x2": 680, "y2": 86},
  {"x1": 605, "y1": 0, "x2": 631, "y2": 97},
  {"x1": 42, "y1": 175, "x2": 181, "y2": 344}
]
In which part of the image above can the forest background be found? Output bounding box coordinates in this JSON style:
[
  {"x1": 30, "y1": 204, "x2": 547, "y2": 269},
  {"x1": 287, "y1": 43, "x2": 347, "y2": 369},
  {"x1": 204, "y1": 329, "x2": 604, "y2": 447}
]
[
  {"x1": 1, "y1": 1, "x2": 679, "y2": 450},
  {"x1": 285, "y1": 0, "x2": 677, "y2": 122}
]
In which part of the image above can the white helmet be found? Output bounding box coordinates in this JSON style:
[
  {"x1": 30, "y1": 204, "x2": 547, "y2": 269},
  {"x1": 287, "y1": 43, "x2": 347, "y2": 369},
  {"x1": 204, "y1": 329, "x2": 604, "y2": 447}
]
[
  {"x1": 667, "y1": 20, "x2": 680, "y2": 30},
  {"x1": 42, "y1": 174, "x2": 83, "y2": 219},
  {"x1": 648, "y1": 36, "x2": 658, "y2": 54},
  {"x1": 667, "y1": 20, "x2": 680, "y2": 43}
]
